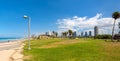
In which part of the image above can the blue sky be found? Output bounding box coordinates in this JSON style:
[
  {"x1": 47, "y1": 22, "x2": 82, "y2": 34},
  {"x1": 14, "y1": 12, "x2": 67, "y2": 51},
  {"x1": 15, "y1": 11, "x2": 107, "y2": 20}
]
[{"x1": 0, "y1": 0, "x2": 120, "y2": 37}]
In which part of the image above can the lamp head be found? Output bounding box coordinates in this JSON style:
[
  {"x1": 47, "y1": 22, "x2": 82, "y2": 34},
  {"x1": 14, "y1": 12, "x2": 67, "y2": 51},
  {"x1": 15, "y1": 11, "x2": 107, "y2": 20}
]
[{"x1": 23, "y1": 15, "x2": 28, "y2": 19}]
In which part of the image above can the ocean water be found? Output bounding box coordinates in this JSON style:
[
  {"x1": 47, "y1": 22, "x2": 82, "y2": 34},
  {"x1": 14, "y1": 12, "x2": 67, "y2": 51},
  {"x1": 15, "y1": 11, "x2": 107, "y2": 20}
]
[{"x1": 0, "y1": 37, "x2": 21, "y2": 42}]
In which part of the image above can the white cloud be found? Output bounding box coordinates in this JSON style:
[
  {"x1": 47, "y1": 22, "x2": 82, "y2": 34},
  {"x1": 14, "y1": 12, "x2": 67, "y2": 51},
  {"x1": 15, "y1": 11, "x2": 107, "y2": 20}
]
[{"x1": 57, "y1": 13, "x2": 120, "y2": 35}]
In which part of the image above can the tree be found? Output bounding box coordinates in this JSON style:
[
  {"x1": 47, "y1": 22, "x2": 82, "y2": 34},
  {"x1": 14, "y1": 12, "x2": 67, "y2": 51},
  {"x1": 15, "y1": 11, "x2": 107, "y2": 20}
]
[
  {"x1": 52, "y1": 31, "x2": 58, "y2": 38},
  {"x1": 55, "y1": 32, "x2": 58, "y2": 37},
  {"x1": 111, "y1": 12, "x2": 120, "y2": 41},
  {"x1": 62, "y1": 32, "x2": 68, "y2": 38},
  {"x1": 64, "y1": 32, "x2": 68, "y2": 38},
  {"x1": 95, "y1": 34, "x2": 111, "y2": 39},
  {"x1": 52, "y1": 31, "x2": 56, "y2": 38},
  {"x1": 62, "y1": 32, "x2": 65, "y2": 38},
  {"x1": 31, "y1": 34, "x2": 36, "y2": 40},
  {"x1": 68, "y1": 29, "x2": 73, "y2": 38}
]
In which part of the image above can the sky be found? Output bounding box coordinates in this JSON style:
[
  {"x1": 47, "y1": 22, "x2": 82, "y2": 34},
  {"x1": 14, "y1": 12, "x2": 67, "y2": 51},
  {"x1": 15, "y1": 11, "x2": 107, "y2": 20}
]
[{"x1": 0, "y1": 0, "x2": 120, "y2": 37}]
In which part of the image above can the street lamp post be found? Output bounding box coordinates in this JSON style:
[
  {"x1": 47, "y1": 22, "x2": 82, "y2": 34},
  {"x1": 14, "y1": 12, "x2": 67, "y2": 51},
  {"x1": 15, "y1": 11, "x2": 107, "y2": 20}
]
[{"x1": 24, "y1": 15, "x2": 31, "y2": 50}]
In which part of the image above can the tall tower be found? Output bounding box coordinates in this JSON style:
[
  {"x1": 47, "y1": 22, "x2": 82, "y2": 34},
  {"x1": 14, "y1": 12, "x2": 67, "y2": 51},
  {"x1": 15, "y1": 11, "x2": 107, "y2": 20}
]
[
  {"x1": 89, "y1": 31, "x2": 92, "y2": 36},
  {"x1": 73, "y1": 32, "x2": 77, "y2": 38},
  {"x1": 118, "y1": 22, "x2": 120, "y2": 34},
  {"x1": 81, "y1": 32, "x2": 84, "y2": 37},
  {"x1": 85, "y1": 32, "x2": 87, "y2": 37},
  {"x1": 94, "y1": 26, "x2": 98, "y2": 37}
]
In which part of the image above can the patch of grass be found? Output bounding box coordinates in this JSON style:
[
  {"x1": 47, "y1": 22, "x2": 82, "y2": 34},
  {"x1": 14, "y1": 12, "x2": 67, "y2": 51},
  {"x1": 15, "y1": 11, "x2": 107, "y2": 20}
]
[{"x1": 23, "y1": 38, "x2": 120, "y2": 61}]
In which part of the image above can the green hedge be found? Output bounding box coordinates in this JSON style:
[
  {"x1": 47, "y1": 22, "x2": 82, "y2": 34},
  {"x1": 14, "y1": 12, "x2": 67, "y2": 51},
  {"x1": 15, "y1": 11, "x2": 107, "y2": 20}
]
[{"x1": 95, "y1": 34, "x2": 111, "y2": 39}]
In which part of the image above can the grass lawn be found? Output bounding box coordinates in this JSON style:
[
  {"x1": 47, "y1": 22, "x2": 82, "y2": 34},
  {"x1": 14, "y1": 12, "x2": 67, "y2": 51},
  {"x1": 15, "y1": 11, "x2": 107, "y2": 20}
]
[{"x1": 23, "y1": 38, "x2": 120, "y2": 61}]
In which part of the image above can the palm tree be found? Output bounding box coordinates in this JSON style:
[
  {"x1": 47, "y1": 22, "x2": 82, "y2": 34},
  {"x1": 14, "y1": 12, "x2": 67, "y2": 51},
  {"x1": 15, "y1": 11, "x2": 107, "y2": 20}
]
[
  {"x1": 111, "y1": 12, "x2": 120, "y2": 41},
  {"x1": 62, "y1": 32, "x2": 68, "y2": 38},
  {"x1": 64, "y1": 32, "x2": 68, "y2": 38},
  {"x1": 52, "y1": 31, "x2": 58, "y2": 38},
  {"x1": 52, "y1": 31, "x2": 56, "y2": 38},
  {"x1": 55, "y1": 32, "x2": 58, "y2": 37},
  {"x1": 62, "y1": 32, "x2": 65, "y2": 38},
  {"x1": 68, "y1": 29, "x2": 73, "y2": 38}
]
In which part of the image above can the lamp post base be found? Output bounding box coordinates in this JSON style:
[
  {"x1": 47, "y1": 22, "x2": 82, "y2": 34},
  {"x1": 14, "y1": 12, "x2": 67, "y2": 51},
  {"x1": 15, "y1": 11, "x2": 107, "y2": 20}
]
[{"x1": 28, "y1": 47, "x2": 31, "y2": 50}]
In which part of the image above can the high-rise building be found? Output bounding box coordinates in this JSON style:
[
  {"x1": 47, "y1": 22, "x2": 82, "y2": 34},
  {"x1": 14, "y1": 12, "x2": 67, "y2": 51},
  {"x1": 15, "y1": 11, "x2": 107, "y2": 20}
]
[
  {"x1": 85, "y1": 32, "x2": 88, "y2": 37},
  {"x1": 94, "y1": 26, "x2": 98, "y2": 36},
  {"x1": 118, "y1": 22, "x2": 120, "y2": 29},
  {"x1": 45, "y1": 32, "x2": 49, "y2": 36},
  {"x1": 81, "y1": 32, "x2": 84, "y2": 37},
  {"x1": 45, "y1": 31, "x2": 52, "y2": 36},
  {"x1": 73, "y1": 32, "x2": 77, "y2": 38},
  {"x1": 89, "y1": 31, "x2": 92, "y2": 36},
  {"x1": 118, "y1": 22, "x2": 120, "y2": 34}
]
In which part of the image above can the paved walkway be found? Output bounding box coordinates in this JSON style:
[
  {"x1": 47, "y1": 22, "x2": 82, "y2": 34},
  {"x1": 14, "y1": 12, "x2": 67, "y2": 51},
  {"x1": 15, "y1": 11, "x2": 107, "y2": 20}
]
[
  {"x1": 0, "y1": 42, "x2": 20, "y2": 51},
  {"x1": 0, "y1": 41, "x2": 24, "y2": 61}
]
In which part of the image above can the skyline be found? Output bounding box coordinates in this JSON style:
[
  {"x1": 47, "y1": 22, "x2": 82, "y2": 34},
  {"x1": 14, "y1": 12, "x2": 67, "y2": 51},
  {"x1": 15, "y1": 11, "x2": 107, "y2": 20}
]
[{"x1": 0, "y1": 0, "x2": 120, "y2": 37}]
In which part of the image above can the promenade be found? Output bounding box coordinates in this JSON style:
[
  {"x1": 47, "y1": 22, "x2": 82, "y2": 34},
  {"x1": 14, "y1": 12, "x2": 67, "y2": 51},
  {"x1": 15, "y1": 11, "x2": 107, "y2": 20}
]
[{"x1": 0, "y1": 41, "x2": 24, "y2": 61}]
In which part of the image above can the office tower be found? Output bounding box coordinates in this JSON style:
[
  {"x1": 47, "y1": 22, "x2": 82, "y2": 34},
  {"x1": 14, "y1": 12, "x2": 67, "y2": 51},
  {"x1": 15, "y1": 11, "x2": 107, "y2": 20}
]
[
  {"x1": 81, "y1": 32, "x2": 84, "y2": 37},
  {"x1": 85, "y1": 32, "x2": 87, "y2": 37},
  {"x1": 73, "y1": 32, "x2": 77, "y2": 38},
  {"x1": 94, "y1": 26, "x2": 98, "y2": 36},
  {"x1": 89, "y1": 31, "x2": 92, "y2": 36}
]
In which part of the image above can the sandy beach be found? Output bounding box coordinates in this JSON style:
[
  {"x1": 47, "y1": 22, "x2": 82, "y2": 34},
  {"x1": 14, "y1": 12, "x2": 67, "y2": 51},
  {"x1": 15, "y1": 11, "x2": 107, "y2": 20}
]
[{"x1": 0, "y1": 40, "x2": 24, "y2": 61}]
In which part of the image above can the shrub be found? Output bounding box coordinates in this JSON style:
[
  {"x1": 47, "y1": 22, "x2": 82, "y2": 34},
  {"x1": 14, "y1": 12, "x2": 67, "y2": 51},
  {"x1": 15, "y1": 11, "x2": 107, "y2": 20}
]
[
  {"x1": 95, "y1": 34, "x2": 111, "y2": 39},
  {"x1": 113, "y1": 34, "x2": 120, "y2": 39}
]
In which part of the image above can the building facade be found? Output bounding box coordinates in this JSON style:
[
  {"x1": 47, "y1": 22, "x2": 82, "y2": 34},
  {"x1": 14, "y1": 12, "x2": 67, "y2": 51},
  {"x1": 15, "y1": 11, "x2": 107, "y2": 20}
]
[
  {"x1": 89, "y1": 31, "x2": 92, "y2": 36},
  {"x1": 81, "y1": 32, "x2": 84, "y2": 37},
  {"x1": 94, "y1": 26, "x2": 98, "y2": 37}
]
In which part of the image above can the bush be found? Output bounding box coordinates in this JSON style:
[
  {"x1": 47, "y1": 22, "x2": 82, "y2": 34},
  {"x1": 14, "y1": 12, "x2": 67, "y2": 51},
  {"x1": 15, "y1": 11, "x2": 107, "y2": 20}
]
[
  {"x1": 113, "y1": 34, "x2": 120, "y2": 39},
  {"x1": 95, "y1": 34, "x2": 111, "y2": 39}
]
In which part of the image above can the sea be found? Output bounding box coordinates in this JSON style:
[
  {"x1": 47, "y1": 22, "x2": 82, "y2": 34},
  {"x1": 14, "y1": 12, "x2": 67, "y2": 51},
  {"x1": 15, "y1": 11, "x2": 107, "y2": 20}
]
[{"x1": 0, "y1": 37, "x2": 22, "y2": 42}]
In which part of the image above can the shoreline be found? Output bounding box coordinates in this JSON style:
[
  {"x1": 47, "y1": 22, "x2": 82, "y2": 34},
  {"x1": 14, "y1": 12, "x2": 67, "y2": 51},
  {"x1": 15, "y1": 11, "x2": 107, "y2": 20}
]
[{"x1": 0, "y1": 38, "x2": 26, "y2": 43}]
